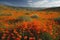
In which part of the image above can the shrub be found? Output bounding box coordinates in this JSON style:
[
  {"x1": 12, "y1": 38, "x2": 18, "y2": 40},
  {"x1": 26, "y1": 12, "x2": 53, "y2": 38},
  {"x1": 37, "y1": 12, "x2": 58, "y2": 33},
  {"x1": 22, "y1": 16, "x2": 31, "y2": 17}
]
[
  {"x1": 54, "y1": 17, "x2": 60, "y2": 25},
  {"x1": 31, "y1": 14, "x2": 39, "y2": 19},
  {"x1": 55, "y1": 35, "x2": 60, "y2": 40},
  {"x1": 54, "y1": 17, "x2": 60, "y2": 21},
  {"x1": 0, "y1": 23, "x2": 6, "y2": 28},
  {"x1": 18, "y1": 15, "x2": 32, "y2": 22},
  {"x1": 25, "y1": 13, "x2": 30, "y2": 15},
  {"x1": 40, "y1": 32, "x2": 53, "y2": 40}
]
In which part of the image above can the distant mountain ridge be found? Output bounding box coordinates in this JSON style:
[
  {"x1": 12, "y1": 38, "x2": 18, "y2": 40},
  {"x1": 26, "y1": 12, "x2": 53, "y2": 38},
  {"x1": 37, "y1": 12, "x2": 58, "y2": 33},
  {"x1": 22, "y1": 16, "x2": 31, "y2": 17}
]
[
  {"x1": 0, "y1": 4, "x2": 60, "y2": 11},
  {"x1": 0, "y1": 4, "x2": 43, "y2": 10},
  {"x1": 41, "y1": 7, "x2": 60, "y2": 11}
]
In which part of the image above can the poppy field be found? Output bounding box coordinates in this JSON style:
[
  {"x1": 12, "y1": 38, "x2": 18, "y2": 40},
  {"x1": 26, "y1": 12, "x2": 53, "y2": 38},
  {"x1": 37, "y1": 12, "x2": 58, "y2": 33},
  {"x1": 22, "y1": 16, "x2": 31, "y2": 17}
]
[{"x1": 0, "y1": 5, "x2": 60, "y2": 40}]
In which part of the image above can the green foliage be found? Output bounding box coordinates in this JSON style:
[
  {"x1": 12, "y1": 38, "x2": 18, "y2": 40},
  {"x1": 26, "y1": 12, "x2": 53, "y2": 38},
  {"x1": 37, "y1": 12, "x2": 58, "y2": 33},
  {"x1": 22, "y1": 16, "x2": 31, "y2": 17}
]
[
  {"x1": 55, "y1": 35, "x2": 60, "y2": 40},
  {"x1": 53, "y1": 25, "x2": 60, "y2": 34},
  {"x1": 54, "y1": 17, "x2": 60, "y2": 21},
  {"x1": 54, "y1": 17, "x2": 60, "y2": 25},
  {"x1": 31, "y1": 14, "x2": 39, "y2": 19},
  {"x1": 25, "y1": 13, "x2": 30, "y2": 15},
  {"x1": 18, "y1": 15, "x2": 32, "y2": 22},
  {"x1": 39, "y1": 32, "x2": 53, "y2": 40},
  {"x1": 0, "y1": 32, "x2": 3, "y2": 40},
  {"x1": 0, "y1": 23, "x2": 6, "y2": 28}
]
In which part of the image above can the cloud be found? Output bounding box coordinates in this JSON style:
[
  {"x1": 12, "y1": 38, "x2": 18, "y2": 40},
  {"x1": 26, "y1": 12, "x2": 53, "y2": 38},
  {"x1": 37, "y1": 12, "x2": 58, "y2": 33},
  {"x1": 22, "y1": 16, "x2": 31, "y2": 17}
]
[
  {"x1": 0, "y1": 0, "x2": 60, "y2": 8},
  {"x1": 30, "y1": 0, "x2": 60, "y2": 8},
  {"x1": 0, "y1": 0, "x2": 28, "y2": 7},
  {"x1": 43, "y1": 1, "x2": 60, "y2": 7},
  {"x1": 0, "y1": 1, "x2": 28, "y2": 7}
]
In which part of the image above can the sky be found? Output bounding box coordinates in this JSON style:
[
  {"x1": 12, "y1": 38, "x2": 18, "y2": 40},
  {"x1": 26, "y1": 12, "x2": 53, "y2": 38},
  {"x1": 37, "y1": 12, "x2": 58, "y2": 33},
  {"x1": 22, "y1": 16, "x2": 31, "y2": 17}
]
[{"x1": 0, "y1": 0, "x2": 60, "y2": 8}]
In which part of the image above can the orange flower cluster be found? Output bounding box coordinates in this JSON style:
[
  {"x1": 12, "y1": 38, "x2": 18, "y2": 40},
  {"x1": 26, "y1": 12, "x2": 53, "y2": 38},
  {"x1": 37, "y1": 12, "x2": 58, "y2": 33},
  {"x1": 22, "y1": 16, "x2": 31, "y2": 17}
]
[
  {"x1": 21, "y1": 20, "x2": 54, "y2": 35},
  {"x1": 0, "y1": 20, "x2": 57, "y2": 40},
  {"x1": 21, "y1": 20, "x2": 58, "y2": 40}
]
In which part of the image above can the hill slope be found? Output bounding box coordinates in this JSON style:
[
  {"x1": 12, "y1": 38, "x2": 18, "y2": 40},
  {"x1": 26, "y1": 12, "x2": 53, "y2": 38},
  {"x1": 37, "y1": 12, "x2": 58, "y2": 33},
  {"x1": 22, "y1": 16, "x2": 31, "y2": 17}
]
[{"x1": 41, "y1": 7, "x2": 60, "y2": 12}]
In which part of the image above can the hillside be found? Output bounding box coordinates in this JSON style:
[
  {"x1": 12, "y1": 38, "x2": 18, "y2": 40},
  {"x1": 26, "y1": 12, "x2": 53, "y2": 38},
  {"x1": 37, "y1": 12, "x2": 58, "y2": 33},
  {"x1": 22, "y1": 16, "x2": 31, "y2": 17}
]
[
  {"x1": 1, "y1": 4, "x2": 60, "y2": 11},
  {"x1": 0, "y1": 5, "x2": 60, "y2": 28},
  {"x1": 41, "y1": 7, "x2": 60, "y2": 12},
  {"x1": 0, "y1": 4, "x2": 60, "y2": 40}
]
